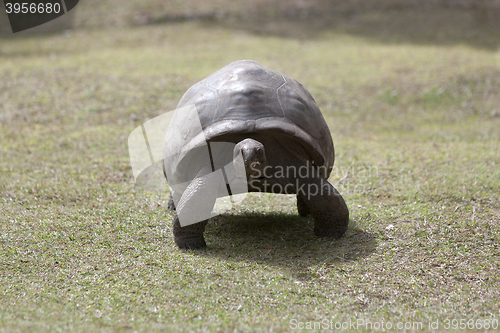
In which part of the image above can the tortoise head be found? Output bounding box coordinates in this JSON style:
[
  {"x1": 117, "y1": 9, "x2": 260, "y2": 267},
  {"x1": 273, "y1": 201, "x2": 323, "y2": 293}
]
[{"x1": 233, "y1": 138, "x2": 266, "y2": 179}]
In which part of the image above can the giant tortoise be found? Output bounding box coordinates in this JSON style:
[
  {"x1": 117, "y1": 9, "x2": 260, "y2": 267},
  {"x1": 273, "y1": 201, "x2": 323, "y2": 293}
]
[{"x1": 163, "y1": 60, "x2": 349, "y2": 249}]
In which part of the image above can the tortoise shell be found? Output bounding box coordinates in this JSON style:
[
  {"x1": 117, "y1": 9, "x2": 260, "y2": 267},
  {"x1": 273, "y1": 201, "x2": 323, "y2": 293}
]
[{"x1": 163, "y1": 60, "x2": 334, "y2": 184}]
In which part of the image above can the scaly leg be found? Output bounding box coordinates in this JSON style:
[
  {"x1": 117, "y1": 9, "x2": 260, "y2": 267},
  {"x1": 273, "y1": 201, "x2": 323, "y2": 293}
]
[
  {"x1": 172, "y1": 166, "x2": 226, "y2": 249},
  {"x1": 297, "y1": 177, "x2": 349, "y2": 238}
]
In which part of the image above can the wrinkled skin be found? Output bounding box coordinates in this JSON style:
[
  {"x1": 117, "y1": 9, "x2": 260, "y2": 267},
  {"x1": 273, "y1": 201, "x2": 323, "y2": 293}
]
[{"x1": 169, "y1": 133, "x2": 349, "y2": 249}]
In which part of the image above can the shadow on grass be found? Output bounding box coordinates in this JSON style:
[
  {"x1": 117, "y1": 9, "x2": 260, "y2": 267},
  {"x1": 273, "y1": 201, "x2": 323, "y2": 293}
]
[{"x1": 197, "y1": 212, "x2": 377, "y2": 279}]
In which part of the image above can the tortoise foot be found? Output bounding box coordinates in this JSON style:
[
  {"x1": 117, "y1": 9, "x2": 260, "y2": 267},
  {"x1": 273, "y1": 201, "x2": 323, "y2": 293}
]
[
  {"x1": 311, "y1": 194, "x2": 349, "y2": 239},
  {"x1": 172, "y1": 214, "x2": 208, "y2": 249},
  {"x1": 299, "y1": 178, "x2": 349, "y2": 239},
  {"x1": 174, "y1": 236, "x2": 207, "y2": 249}
]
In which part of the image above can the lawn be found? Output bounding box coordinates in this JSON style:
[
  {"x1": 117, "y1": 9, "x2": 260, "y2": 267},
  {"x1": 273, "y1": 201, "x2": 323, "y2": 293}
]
[{"x1": 0, "y1": 1, "x2": 499, "y2": 332}]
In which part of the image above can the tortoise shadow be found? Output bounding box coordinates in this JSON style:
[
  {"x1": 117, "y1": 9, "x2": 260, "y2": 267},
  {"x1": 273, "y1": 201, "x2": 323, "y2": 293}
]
[{"x1": 195, "y1": 212, "x2": 377, "y2": 279}]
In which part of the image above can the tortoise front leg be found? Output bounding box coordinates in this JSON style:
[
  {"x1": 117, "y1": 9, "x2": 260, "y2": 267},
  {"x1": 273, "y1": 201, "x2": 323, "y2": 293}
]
[
  {"x1": 171, "y1": 166, "x2": 225, "y2": 249},
  {"x1": 297, "y1": 177, "x2": 349, "y2": 238}
]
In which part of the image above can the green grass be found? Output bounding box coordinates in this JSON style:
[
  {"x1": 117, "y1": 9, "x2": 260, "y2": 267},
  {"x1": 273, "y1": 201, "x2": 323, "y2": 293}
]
[{"x1": 1, "y1": 4, "x2": 500, "y2": 332}]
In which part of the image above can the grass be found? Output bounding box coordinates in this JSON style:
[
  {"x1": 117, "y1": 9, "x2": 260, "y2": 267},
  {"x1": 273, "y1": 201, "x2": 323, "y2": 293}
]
[{"x1": 1, "y1": 3, "x2": 500, "y2": 332}]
